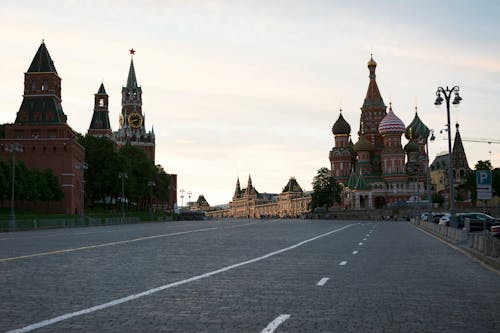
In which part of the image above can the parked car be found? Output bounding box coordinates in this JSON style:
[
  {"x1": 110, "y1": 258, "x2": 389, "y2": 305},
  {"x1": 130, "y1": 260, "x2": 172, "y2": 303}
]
[
  {"x1": 491, "y1": 225, "x2": 500, "y2": 238},
  {"x1": 432, "y1": 213, "x2": 446, "y2": 224},
  {"x1": 460, "y1": 213, "x2": 500, "y2": 232}
]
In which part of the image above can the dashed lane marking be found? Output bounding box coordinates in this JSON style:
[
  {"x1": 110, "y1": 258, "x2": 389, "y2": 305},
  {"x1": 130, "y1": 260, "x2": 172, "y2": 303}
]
[
  {"x1": 339, "y1": 260, "x2": 348, "y2": 266},
  {"x1": 316, "y1": 277, "x2": 330, "y2": 286},
  {"x1": 358, "y1": 242, "x2": 364, "y2": 246},
  {"x1": 261, "y1": 314, "x2": 291, "y2": 333},
  {"x1": 6, "y1": 224, "x2": 356, "y2": 333},
  {"x1": 352, "y1": 250, "x2": 358, "y2": 255}
]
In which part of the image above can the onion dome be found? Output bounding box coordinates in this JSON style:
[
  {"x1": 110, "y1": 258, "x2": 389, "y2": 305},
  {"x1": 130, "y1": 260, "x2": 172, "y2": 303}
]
[
  {"x1": 405, "y1": 108, "x2": 430, "y2": 140},
  {"x1": 332, "y1": 110, "x2": 351, "y2": 135},
  {"x1": 367, "y1": 54, "x2": 377, "y2": 68},
  {"x1": 404, "y1": 140, "x2": 419, "y2": 153},
  {"x1": 378, "y1": 103, "x2": 405, "y2": 134},
  {"x1": 353, "y1": 134, "x2": 375, "y2": 152}
]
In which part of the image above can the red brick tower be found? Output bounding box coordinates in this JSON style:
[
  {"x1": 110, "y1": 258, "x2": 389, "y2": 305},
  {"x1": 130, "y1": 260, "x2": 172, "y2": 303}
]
[
  {"x1": 359, "y1": 55, "x2": 387, "y2": 178},
  {"x1": 0, "y1": 41, "x2": 85, "y2": 214},
  {"x1": 115, "y1": 50, "x2": 155, "y2": 162},
  {"x1": 329, "y1": 110, "x2": 355, "y2": 183}
]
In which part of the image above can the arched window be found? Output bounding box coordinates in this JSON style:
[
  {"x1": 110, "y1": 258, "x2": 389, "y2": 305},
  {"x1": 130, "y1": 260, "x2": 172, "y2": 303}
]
[{"x1": 99, "y1": 98, "x2": 104, "y2": 107}]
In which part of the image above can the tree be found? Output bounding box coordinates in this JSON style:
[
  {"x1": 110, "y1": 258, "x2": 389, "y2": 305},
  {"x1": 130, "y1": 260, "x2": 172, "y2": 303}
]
[{"x1": 310, "y1": 167, "x2": 341, "y2": 210}]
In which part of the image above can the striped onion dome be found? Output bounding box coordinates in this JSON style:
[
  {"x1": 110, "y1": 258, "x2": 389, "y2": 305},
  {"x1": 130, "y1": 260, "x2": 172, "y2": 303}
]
[
  {"x1": 378, "y1": 104, "x2": 405, "y2": 134},
  {"x1": 405, "y1": 109, "x2": 430, "y2": 140}
]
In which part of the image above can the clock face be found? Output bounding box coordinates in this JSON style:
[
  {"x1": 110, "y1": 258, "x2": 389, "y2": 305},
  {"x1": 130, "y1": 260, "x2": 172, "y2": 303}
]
[
  {"x1": 128, "y1": 112, "x2": 143, "y2": 128},
  {"x1": 119, "y1": 114, "x2": 124, "y2": 127}
]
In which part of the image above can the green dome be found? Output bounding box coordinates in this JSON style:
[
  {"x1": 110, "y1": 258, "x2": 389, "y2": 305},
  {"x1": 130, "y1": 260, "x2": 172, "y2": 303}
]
[
  {"x1": 353, "y1": 134, "x2": 375, "y2": 152},
  {"x1": 405, "y1": 111, "x2": 430, "y2": 140},
  {"x1": 404, "y1": 140, "x2": 419, "y2": 153}
]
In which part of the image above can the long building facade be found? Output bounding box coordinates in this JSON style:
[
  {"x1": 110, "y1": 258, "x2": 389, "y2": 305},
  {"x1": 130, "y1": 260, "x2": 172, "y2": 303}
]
[
  {"x1": 206, "y1": 176, "x2": 311, "y2": 219},
  {"x1": 330, "y1": 56, "x2": 431, "y2": 209}
]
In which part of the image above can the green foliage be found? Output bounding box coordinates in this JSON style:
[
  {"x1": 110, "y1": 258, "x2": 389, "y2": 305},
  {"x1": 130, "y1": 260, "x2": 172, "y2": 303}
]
[
  {"x1": 310, "y1": 167, "x2": 341, "y2": 210},
  {"x1": 77, "y1": 135, "x2": 171, "y2": 211},
  {"x1": 432, "y1": 192, "x2": 445, "y2": 205},
  {"x1": 0, "y1": 159, "x2": 63, "y2": 203}
]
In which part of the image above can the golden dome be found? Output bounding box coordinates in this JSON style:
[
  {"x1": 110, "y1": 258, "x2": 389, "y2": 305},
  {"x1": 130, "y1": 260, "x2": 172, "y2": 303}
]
[{"x1": 367, "y1": 54, "x2": 377, "y2": 67}]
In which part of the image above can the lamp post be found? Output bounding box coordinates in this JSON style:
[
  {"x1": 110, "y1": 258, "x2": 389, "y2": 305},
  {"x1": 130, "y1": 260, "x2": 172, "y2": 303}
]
[
  {"x1": 118, "y1": 172, "x2": 128, "y2": 223},
  {"x1": 147, "y1": 180, "x2": 156, "y2": 221},
  {"x1": 434, "y1": 86, "x2": 462, "y2": 221},
  {"x1": 4, "y1": 143, "x2": 23, "y2": 231},
  {"x1": 187, "y1": 190, "x2": 192, "y2": 210},
  {"x1": 180, "y1": 189, "x2": 185, "y2": 213},
  {"x1": 426, "y1": 130, "x2": 436, "y2": 222},
  {"x1": 75, "y1": 162, "x2": 88, "y2": 222}
]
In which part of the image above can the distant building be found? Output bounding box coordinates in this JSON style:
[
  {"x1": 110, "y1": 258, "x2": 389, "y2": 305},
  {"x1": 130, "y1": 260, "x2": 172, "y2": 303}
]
[
  {"x1": 329, "y1": 56, "x2": 430, "y2": 209},
  {"x1": 206, "y1": 176, "x2": 311, "y2": 219},
  {"x1": 430, "y1": 123, "x2": 471, "y2": 204},
  {"x1": 0, "y1": 41, "x2": 85, "y2": 214}
]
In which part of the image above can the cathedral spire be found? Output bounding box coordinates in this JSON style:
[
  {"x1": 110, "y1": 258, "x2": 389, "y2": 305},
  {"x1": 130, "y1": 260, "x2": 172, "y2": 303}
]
[{"x1": 363, "y1": 54, "x2": 385, "y2": 108}]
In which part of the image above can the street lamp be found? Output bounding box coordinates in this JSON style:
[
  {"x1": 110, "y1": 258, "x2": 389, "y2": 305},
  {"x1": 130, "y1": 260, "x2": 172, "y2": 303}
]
[
  {"x1": 75, "y1": 162, "x2": 88, "y2": 221},
  {"x1": 148, "y1": 180, "x2": 156, "y2": 221},
  {"x1": 187, "y1": 190, "x2": 192, "y2": 210},
  {"x1": 180, "y1": 189, "x2": 185, "y2": 212},
  {"x1": 426, "y1": 130, "x2": 436, "y2": 222},
  {"x1": 4, "y1": 143, "x2": 23, "y2": 231},
  {"x1": 434, "y1": 86, "x2": 462, "y2": 221},
  {"x1": 118, "y1": 172, "x2": 128, "y2": 222}
]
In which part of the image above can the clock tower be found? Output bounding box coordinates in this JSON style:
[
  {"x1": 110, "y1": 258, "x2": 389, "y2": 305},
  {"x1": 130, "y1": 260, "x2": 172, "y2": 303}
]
[{"x1": 115, "y1": 49, "x2": 155, "y2": 162}]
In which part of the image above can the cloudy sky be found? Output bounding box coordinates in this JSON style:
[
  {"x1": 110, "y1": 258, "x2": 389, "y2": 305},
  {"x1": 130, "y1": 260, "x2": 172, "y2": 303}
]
[{"x1": 1, "y1": 0, "x2": 499, "y2": 205}]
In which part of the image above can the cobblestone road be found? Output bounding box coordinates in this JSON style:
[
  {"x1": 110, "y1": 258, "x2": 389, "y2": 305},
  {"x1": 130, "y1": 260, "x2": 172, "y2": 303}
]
[{"x1": 1, "y1": 219, "x2": 499, "y2": 332}]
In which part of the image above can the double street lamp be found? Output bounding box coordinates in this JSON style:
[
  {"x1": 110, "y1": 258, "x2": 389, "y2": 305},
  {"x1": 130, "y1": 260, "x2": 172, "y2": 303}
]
[
  {"x1": 434, "y1": 86, "x2": 462, "y2": 220},
  {"x1": 426, "y1": 130, "x2": 436, "y2": 222},
  {"x1": 4, "y1": 143, "x2": 23, "y2": 231},
  {"x1": 118, "y1": 172, "x2": 128, "y2": 222}
]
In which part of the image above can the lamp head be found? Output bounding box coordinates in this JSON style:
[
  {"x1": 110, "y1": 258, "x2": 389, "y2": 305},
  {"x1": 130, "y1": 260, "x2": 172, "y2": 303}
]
[
  {"x1": 452, "y1": 92, "x2": 462, "y2": 105},
  {"x1": 434, "y1": 94, "x2": 443, "y2": 106}
]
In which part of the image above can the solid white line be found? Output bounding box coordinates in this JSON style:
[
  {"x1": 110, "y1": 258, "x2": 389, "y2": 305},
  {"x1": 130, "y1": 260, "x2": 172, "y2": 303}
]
[
  {"x1": 6, "y1": 224, "x2": 355, "y2": 333},
  {"x1": 261, "y1": 314, "x2": 291, "y2": 333},
  {"x1": 339, "y1": 260, "x2": 347, "y2": 266},
  {"x1": 0, "y1": 228, "x2": 218, "y2": 262},
  {"x1": 352, "y1": 250, "x2": 358, "y2": 255},
  {"x1": 316, "y1": 277, "x2": 330, "y2": 286}
]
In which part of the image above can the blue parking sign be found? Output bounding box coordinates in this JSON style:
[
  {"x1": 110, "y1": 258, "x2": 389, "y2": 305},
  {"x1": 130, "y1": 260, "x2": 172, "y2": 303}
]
[{"x1": 476, "y1": 170, "x2": 492, "y2": 186}]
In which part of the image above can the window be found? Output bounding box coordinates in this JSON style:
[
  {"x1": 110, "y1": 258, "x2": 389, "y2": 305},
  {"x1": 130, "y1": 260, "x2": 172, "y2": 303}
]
[
  {"x1": 31, "y1": 80, "x2": 37, "y2": 91},
  {"x1": 41, "y1": 80, "x2": 48, "y2": 91},
  {"x1": 99, "y1": 98, "x2": 104, "y2": 107}
]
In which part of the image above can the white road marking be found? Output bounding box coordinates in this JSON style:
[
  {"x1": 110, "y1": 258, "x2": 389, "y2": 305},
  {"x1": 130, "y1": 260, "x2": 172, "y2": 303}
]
[
  {"x1": 363, "y1": 238, "x2": 367, "y2": 241},
  {"x1": 352, "y1": 250, "x2": 358, "y2": 255},
  {"x1": 6, "y1": 224, "x2": 356, "y2": 333},
  {"x1": 261, "y1": 314, "x2": 291, "y2": 333},
  {"x1": 316, "y1": 277, "x2": 330, "y2": 286},
  {"x1": 0, "y1": 228, "x2": 218, "y2": 262},
  {"x1": 358, "y1": 242, "x2": 364, "y2": 246},
  {"x1": 339, "y1": 260, "x2": 347, "y2": 266}
]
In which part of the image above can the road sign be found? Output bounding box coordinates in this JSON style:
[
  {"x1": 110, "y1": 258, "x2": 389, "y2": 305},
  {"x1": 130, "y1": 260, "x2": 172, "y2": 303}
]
[{"x1": 476, "y1": 170, "x2": 492, "y2": 200}]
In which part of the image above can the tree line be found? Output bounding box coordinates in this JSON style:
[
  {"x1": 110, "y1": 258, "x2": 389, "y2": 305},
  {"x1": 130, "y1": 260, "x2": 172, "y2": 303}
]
[
  {"x1": 0, "y1": 159, "x2": 63, "y2": 208},
  {"x1": 76, "y1": 135, "x2": 172, "y2": 211}
]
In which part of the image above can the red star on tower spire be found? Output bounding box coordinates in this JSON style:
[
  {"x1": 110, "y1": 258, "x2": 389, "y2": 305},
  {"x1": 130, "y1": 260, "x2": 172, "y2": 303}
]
[{"x1": 129, "y1": 48, "x2": 136, "y2": 55}]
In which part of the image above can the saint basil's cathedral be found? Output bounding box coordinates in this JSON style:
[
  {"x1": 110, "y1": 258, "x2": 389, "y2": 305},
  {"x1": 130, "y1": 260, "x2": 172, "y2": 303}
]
[{"x1": 330, "y1": 56, "x2": 432, "y2": 209}]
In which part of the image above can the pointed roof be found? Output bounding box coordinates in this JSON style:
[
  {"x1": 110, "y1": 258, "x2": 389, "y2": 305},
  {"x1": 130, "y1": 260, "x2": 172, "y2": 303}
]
[
  {"x1": 97, "y1": 83, "x2": 107, "y2": 95},
  {"x1": 332, "y1": 110, "x2": 351, "y2": 135},
  {"x1": 282, "y1": 177, "x2": 303, "y2": 193},
  {"x1": 347, "y1": 169, "x2": 358, "y2": 189},
  {"x1": 126, "y1": 59, "x2": 138, "y2": 89},
  {"x1": 234, "y1": 178, "x2": 242, "y2": 198},
  {"x1": 27, "y1": 40, "x2": 58, "y2": 73},
  {"x1": 452, "y1": 123, "x2": 470, "y2": 169},
  {"x1": 354, "y1": 171, "x2": 368, "y2": 190},
  {"x1": 362, "y1": 55, "x2": 385, "y2": 108}
]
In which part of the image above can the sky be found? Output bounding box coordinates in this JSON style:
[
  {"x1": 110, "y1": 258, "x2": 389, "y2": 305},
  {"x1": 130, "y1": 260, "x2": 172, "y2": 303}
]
[{"x1": 1, "y1": 0, "x2": 499, "y2": 205}]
